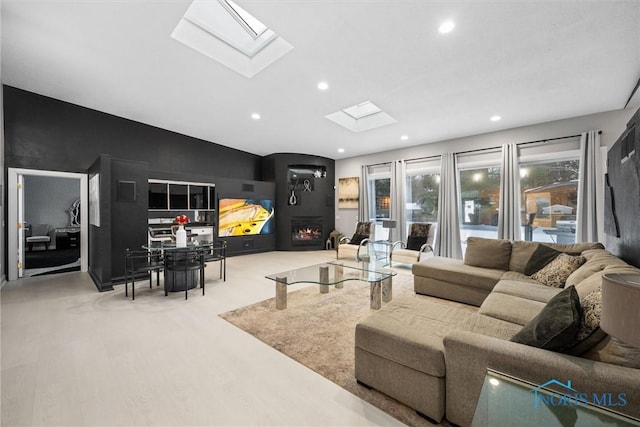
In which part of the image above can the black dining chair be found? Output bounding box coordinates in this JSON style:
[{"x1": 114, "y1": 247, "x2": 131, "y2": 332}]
[
  {"x1": 198, "y1": 240, "x2": 227, "y2": 282},
  {"x1": 163, "y1": 248, "x2": 206, "y2": 300},
  {"x1": 124, "y1": 249, "x2": 164, "y2": 300}
]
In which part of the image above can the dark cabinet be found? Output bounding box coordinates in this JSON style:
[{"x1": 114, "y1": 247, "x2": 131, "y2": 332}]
[
  {"x1": 169, "y1": 184, "x2": 188, "y2": 209},
  {"x1": 189, "y1": 185, "x2": 209, "y2": 209},
  {"x1": 56, "y1": 228, "x2": 80, "y2": 249},
  {"x1": 148, "y1": 182, "x2": 168, "y2": 209}
]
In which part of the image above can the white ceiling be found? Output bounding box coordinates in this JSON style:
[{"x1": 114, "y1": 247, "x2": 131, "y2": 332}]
[{"x1": 2, "y1": 1, "x2": 639, "y2": 160}]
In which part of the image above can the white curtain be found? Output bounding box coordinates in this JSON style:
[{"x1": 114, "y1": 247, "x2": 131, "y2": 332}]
[
  {"x1": 390, "y1": 160, "x2": 406, "y2": 242},
  {"x1": 435, "y1": 153, "x2": 463, "y2": 259},
  {"x1": 359, "y1": 164, "x2": 370, "y2": 223},
  {"x1": 576, "y1": 130, "x2": 600, "y2": 242},
  {"x1": 497, "y1": 143, "x2": 522, "y2": 240}
]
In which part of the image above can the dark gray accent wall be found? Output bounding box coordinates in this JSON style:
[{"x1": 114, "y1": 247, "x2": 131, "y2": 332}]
[
  {"x1": 89, "y1": 155, "x2": 149, "y2": 291},
  {"x1": 3, "y1": 86, "x2": 262, "y2": 180},
  {"x1": 262, "y1": 153, "x2": 335, "y2": 251},
  {"x1": 606, "y1": 107, "x2": 640, "y2": 268}
]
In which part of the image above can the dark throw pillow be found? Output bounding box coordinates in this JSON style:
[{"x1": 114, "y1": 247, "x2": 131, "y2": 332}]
[
  {"x1": 350, "y1": 233, "x2": 368, "y2": 245},
  {"x1": 524, "y1": 244, "x2": 562, "y2": 276},
  {"x1": 406, "y1": 235, "x2": 427, "y2": 251},
  {"x1": 510, "y1": 285, "x2": 582, "y2": 352}
]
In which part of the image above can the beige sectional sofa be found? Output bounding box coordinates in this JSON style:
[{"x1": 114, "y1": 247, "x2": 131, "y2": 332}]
[{"x1": 354, "y1": 238, "x2": 640, "y2": 426}]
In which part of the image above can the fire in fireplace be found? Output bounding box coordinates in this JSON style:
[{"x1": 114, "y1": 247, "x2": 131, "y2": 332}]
[{"x1": 291, "y1": 217, "x2": 324, "y2": 247}]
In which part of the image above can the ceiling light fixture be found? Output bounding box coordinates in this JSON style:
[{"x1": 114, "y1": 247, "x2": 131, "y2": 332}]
[
  {"x1": 251, "y1": 113, "x2": 261, "y2": 120},
  {"x1": 317, "y1": 81, "x2": 329, "y2": 91},
  {"x1": 337, "y1": 148, "x2": 345, "y2": 153},
  {"x1": 438, "y1": 20, "x2": 455, "y2": 34},
  {"x1": 491, "y1": 115, "x2": 502, "y2": 122},
  {"x1": 401, "y1": 135, "x2": 409, "y2": 141}
]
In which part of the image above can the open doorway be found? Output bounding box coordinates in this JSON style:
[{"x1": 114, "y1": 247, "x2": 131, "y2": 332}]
[{"x1": 8, "y1": 168, "x2": 88, "y2": 281}]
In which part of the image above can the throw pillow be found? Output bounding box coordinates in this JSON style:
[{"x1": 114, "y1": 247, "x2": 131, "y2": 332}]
[
  {"x1": 464, "y1": 237, "x2": 512, "y2": 270},
  {"x1": 406, "y1": 235, "x2": 427, "y2": 251},
  {"x1": 524, "y1": 244, "x2": 562, "y2": 276},
  {"x1": 510, "y1": 285, "x2": 582, "y2": 351},
  {"x1": 575, "y1": 288, "x2": 602, "y2": 341},
  {"x1": 350, "y1": 233, "x2": 368, "y2": 245},
  {"x1": 531, "y1": 253, "x2": 586, "y2": 288}
]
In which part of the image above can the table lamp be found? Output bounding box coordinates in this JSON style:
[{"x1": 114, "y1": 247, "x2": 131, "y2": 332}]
[
  {"x1": 601, "y1": 273, "x2": 640, "y2": 348},
  {"x1": 382, "y1": 220, "x2": 397, "y2": 242}
]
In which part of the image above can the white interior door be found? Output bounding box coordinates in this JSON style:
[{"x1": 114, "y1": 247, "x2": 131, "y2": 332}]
[{"x1": 17, "y1": 173, "x2": 25, "y2": 278}]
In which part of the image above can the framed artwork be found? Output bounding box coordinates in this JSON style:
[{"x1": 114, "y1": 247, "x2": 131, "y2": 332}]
[{"x1": 338, "y1": 177, "x2": 359, "y2": 209}]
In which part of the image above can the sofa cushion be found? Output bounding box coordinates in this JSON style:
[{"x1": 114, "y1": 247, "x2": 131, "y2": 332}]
[
  {"x1": 531, "y1": 253, "x2": 586, "y2": 288},
  {"x1": 510, "y1": 285, "x2": 582, "y2": 351},
  {"x1": 499, "y1": 271, "x2": 541, "y2": 284},
  {"x1": 565, "y1": 249, "x2": 629, "y2": 287},
  {"x1": 524, "y1": 245, "x2": 562, "y2": 275},
  {"x1": 413, "y1": 257, "x2": 504, "y2": 291},
  {"x1": 491, "y1": 280, "x2": 562, "y2": 303},
  {"x1": 509, "y1": 241, "x2": 603, "y2": 274},
  {"x1": 478, "y1": 291, "x2": 548, "y2": 326},
  {"x1": 464, "y1": 237, "x2": 511, "y2": 270}
]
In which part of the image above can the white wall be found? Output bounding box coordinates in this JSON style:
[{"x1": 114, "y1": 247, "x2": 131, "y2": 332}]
[{"x1": 334, "y1": 107, "x2": 637, "y2": 237}]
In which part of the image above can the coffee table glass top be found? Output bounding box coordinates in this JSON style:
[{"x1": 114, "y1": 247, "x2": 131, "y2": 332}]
[
  {"x1": 265, "y1": 262, "x2": 395, "y2": 285},
  {"x1": 472, "y1": 369, "x2": 640, "y2": 427}
]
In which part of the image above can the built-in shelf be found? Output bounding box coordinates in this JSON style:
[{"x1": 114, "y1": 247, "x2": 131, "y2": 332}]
[{"x1": 148, "y1": 179, "x2": 216, "y2": 211}]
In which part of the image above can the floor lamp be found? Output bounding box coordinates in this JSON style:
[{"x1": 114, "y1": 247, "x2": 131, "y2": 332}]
[{"x1": 382, "y1": 220, "x2": 397, "y2": 242}]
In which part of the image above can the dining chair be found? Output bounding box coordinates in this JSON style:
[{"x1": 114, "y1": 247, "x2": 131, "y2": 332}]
[
  {"x1": 124, "y1": 249, "x2": 164, "y2": 300},
  {"x1": 198, "y1": 240, "x2": 227, "y2": 281}
]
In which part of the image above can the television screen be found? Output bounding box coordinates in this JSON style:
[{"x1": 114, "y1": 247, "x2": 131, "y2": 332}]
[{"x1": 218, "y1": 198, "x2": 275, "y2": 237}]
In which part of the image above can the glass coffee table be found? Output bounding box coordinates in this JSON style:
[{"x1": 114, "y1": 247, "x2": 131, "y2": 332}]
[
  {"x1": 472, "y1": 369, "x2": 640, "y2": 426},
  {"x1": 265, "y1": 260, "x2": 396, "y2": 310}
]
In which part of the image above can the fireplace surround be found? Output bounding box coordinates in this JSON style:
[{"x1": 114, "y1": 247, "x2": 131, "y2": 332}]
[{"x1": 291, "y1": 217, "x2": 324, "y2": 248}]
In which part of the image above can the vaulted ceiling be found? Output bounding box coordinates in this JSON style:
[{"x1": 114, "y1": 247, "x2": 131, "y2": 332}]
[{"x1": 2, "y1": 1, "x2": 639, "y2": 159}]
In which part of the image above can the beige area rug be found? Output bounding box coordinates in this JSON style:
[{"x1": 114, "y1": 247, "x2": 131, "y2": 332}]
[{"x1": 219, "y1": 272, "x2": 476, "y2": 427}]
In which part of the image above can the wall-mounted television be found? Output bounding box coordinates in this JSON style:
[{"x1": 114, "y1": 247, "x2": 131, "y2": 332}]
[{"x1": 218, "y1": 198, "x2": 275, "y2": 237}]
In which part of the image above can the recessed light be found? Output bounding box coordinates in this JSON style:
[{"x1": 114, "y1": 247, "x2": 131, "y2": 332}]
[
  {"x1": 317, "y1": 81, "x2": 329, "y2": 91},
  {"x1": 400, "y1": 135, "x2": 409, "y2": 141},
  {"x1": 251, "y1": 113, "x2": 261, "y2": 120},
  {"x1": 490, "y1": 115, "x2": 501, "y2": 122},
  {"x1": 337, "y1": 148, "x2": 345, "y2": 153},
  {"x1": 438, "y1": 20, "x2": 455, "y2": 34}
]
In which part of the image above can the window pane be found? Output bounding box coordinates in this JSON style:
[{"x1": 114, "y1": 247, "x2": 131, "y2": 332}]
[
  {"x1": 369, "y1": 177, "x2": 390, "y2": 220},
  {"x1": 406, "y1": 173, "x2": 439, "y2": 225},
  {"x1": 459, "y1": 167, "x2": 501, "y2": 248},
  {"x1": 521, "y1": 159, "x2": 579, "y2": 244}
]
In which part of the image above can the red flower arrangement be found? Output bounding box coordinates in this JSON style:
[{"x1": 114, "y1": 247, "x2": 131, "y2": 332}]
[{"x1": 175, "y1": 215, "x2": 189, "y2": 225}]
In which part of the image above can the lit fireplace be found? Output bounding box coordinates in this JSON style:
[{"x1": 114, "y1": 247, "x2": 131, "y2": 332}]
[{"x1": 291, "y1": 217, "x2": 324, "y2": 247}]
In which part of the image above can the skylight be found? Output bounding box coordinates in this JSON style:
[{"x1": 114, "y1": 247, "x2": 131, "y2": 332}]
[
  {"x1": 342, "y1": 101, "x2": 382, "y2": 120},
  {"x1": 325, "y1": 101, "x2": 396, "y2": 133},
  {"x1": 171, "y1": 0, "x2": 293, "y2": 78}
]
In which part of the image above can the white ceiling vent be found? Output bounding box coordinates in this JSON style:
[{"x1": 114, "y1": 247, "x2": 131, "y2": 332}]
[
  {"x1": 325, "y1": 101, "x2": 396, "y2": 133},
  {"x1": 171, "y1": 0, "x2": 293, "y2": 78}
]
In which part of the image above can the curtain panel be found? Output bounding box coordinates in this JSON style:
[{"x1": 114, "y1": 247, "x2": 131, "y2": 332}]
[
  {"x1": 576, "y1": 130, "x2": 601, "y2": 242},
  {"x1": 497, "y1": 142, "x2": 522, "y2": 240},
  {"x1": 435, "y1": 153, "x2": 463, "y2": 259}
]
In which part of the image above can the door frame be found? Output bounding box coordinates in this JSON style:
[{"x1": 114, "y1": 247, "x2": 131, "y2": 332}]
[{"x1": 8, "y1": 168, "x2": 88, "y2": 281}]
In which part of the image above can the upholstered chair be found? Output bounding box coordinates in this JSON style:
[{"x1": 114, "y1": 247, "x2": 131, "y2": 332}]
[
  {"x1": 336, "y1": 221, "x2": 373, "y2": 260},
  {"x1": 390, "y1": 222, "x2": 436, "y2": 266}
]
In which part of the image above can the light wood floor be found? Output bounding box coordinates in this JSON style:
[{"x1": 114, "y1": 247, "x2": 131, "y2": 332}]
[{"x1": 1, "y1": 250, "x2": 408, "y2": 426}]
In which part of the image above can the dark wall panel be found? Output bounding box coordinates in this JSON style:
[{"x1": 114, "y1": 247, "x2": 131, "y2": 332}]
[
  {"x1": 3, "y1": 86, "x2": 261, "y2": 180},
  {"x1": 606, "y1": 108, "x2": 640, "y2": 268}
]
